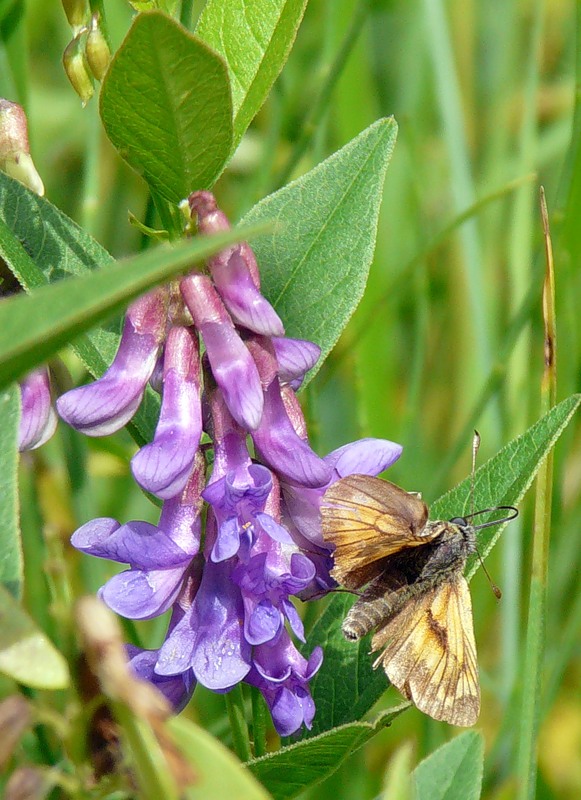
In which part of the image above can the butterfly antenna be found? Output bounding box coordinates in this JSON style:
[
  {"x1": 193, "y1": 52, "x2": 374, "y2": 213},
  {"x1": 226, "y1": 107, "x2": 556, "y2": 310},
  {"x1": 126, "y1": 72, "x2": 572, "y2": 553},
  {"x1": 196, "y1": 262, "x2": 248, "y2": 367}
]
[
  {"x1": 474, "y1": 543, "x2": 502, "y2": 600},
  {"x1": 471, "y1": 430, "x2": 480, "y2": 519}
]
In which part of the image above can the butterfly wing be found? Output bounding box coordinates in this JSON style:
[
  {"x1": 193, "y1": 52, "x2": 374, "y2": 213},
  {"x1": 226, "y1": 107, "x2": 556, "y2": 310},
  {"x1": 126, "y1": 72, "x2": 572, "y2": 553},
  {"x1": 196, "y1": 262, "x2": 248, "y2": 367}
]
[
  {"x1": 371, "y1": 574, "x2": 479, "y2": 726},
  {"x1": 321, "y1": 474, "x2": 432, "y2": 587}
]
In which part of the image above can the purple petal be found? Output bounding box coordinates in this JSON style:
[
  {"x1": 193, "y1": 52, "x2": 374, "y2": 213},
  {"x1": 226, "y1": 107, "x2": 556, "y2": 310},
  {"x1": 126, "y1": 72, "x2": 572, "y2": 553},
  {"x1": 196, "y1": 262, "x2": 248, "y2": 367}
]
[
  {"x1": 255, "y1": 513, "x2": 295, "y2": 544},
  {"x1": 326, "y1": 437, "x2": 403, "y2": 478},
  {"x1": 158, "y1": 561, "x2": 251, "y2": 689},
  {"x1": 156, "y1": 604, "x2": 197, "y2": 676},
  {"x1": 272, "y1": 338, "x2": 321, "y2": 382},
  {"x1": 101, "y1": 566, "x2": 187, "y2": 619},
  {"x1": 211, "y1": 251, "x2": 284, "y2": 337},
  {"x1": 131, "y1": 329, "x2": 202, "y2": 499},
  {"x1": 188, "y1": 191, "x2": 284, "y2": 336},
  {"x1": 281, "y1": 598, "x2": 305, "y2": 642},
  {"x1": 155, "y1": 461, "x2": 204, "y2": 554},
  {"x1": 57, "y1": 292, "x2": 166, "y2": 436},
  {"x1": 71, "y1": 518, "x2": 193, "y2": 568},
  {"x1": 246, "y1": 600, "x2": 282, "y2": 645},
  {"x1": 271, "y1": 686, "x2": 311, "y2": 737},
  {"x1": 211, "y1": 517, "x2": 241, "y2": 562},
  {"x1": 305, "y1": 647, "x2": 324, "y2": 680},
  {"x1": 252, "y1": 379, "x2": 331, "y2": 488},
  {"x1": 126, "y1": 645, "x2": 195, "y2": 712},
  {"x1": 19, "y1": 367, "x2": 57, "y2": 451},
  {"x1": 180, "y1": 275, "x2": 264, "y2": 430}
]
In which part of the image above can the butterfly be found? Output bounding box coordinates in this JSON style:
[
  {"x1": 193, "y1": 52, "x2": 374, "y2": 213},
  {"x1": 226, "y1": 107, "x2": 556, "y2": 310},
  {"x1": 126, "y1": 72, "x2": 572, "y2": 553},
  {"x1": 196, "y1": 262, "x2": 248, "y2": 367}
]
[{"x1": 320, "y1": 474, "x2": 517, "y2": 726}]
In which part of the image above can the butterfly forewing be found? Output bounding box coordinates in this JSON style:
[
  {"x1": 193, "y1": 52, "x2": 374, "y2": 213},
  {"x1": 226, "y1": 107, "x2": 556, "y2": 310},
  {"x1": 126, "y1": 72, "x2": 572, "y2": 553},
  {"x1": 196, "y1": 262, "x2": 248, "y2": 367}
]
[
  {"x1": 371, "y1": 574, "x2": 479, "y2": 726},
  {"x1": 321, "y1": 475, "x2": 432, "y2": 587}
]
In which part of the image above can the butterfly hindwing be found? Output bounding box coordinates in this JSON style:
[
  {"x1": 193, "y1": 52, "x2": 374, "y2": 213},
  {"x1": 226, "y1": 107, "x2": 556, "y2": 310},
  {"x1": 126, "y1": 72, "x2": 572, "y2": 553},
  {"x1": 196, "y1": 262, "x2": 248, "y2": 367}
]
[
  {"x1": 321, "y1": 474, "x2": 432, "y2": 587},
  {"x1": 371, "y1": 574, "x2": 480, "y2": 726}
]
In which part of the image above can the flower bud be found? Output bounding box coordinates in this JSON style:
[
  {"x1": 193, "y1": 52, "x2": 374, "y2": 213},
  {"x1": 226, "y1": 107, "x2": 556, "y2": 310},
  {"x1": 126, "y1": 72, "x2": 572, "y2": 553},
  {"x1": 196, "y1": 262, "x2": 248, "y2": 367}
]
[
  {"x1": 63, "y1": 35, "x2": 94, "y2": 106},
  {"x1": 86, "y1": 14, "x2": 110, "y2": 82},
  {"x1": 0, "y1": 99, "x2": 44, "y2": 195},
  {"x1": 61, "y1": 0, "x2": 90, "y2": 34}
]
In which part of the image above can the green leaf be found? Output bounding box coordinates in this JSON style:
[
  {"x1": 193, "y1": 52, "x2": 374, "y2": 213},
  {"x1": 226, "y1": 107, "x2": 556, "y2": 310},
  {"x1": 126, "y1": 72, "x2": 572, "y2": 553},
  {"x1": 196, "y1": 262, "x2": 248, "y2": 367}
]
[
  {"x1": 0, "y1": 385, "x2": 22, "y2": 598},
  {"x1": 241, "y1": 118, "x2": 397, "y2": 382},
  {"x1": 299, "y1": 594, "x2": 390, "y2": 737},
  {"x1": 301, "y1": 396, "x2": 580, "y2": 732},
  {"x1": 247, "y1": 707, "x2": 406, "y2": 800},
  {"x1": 100, "y1": 11, "x2": 233, "y2": 204},
  {"x1": 0, "y1": 171, "x2": 119, "y2": 360},
  {"x1": 430, "y1": 393, "x2": 581, "y2": 579},
  {"x1": 0, "y1": 583, "x2": 69, "y2": 689},
  {"x1": 168, "y1": 716, "x2": 272, "y2": 800},
  {"x1": 0, "y1": 215, "x2": 271, "y2": 390},
  {"x1": 196, "y1": 0, "x2": 308, "y2": 148},
  {"x1": 413, "y1": 731, "x2": 484, "y2": 800}
]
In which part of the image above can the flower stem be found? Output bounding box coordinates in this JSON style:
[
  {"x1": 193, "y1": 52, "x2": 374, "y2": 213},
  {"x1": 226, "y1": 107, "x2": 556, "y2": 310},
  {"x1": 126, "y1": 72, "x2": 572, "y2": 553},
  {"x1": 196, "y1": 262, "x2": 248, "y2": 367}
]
[
  {"x1": 225, "y1": 684, "x2": 252, "y2": 762},
  {"x1": 250, "y1": 685, "x2": 268, "y2": 758}
]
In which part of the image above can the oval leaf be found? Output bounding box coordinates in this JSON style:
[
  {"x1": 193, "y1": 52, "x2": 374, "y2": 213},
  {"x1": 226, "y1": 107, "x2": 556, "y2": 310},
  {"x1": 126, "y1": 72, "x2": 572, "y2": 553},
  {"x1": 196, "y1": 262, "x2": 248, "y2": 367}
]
[
  {"x1": 241, "y1": 118, "x2": 398, "y2": 380},
  {"x1": 100, "y1": 11, "x2": 233, "y2": 203},
  {"x1": 196, "y1": 0, "x2": 308, "y2": 148},
  {"x1": 0, "y1": 584, "x2": 69, "y2": 689}
]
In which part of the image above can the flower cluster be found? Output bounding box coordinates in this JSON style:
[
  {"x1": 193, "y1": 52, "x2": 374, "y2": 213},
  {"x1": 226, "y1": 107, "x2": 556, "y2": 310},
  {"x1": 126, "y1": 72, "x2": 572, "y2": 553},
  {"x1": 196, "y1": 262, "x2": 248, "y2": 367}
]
[{"x1": 59, "y1": 192, "x2": 402, "y2": 736}]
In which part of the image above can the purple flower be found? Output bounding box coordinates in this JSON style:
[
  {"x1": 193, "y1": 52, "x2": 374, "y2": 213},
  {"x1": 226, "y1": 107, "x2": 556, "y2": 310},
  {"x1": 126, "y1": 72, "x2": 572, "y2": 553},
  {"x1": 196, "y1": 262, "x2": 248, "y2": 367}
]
[
  {"x1": 248, "y1": 336, "x2": 332, "y2": 488},
  {"x1": 246, "y1": 633, "x2": 323, "y2": 737},
  {"x1": 233, "y1": 549, "x2": 315, "y2": 645},
  {"x1": 203, "y1": 464, "x2": 274, "y2": 563},
  {"x1": 126, "y1": 644, "x2": 195, "y2": 712},
  {"x1": 180, "y1": 274, "x2": 264, "y2": 431},
  {"x1": 18, "y1": 367, "x2": 57, "y2": 451},
  {"x1": 131, "y1": 326, "x2": 202, "y2": 499},
  {"x1": 188, "y1": 191, "x2": 284, "y2": 337},
  {"x1": 60, "y1": 190, "x2": 404, "y2": 740},
  {"x1": 156, "y1": 558, "x2": 251, "y2": 690},
  {"x1": 57, "y1": 289, "x2": 167, "y2": 436},
  {"x1": 71, "y1": 456, "x2": 204, "y2": 620}
]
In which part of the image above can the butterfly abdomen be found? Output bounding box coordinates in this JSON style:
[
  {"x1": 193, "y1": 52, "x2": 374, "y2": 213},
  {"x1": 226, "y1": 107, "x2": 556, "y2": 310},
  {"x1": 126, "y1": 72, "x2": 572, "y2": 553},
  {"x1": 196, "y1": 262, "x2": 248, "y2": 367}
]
[{"x1": 342, "y1": 590, "x2": 407, "y2": 641}]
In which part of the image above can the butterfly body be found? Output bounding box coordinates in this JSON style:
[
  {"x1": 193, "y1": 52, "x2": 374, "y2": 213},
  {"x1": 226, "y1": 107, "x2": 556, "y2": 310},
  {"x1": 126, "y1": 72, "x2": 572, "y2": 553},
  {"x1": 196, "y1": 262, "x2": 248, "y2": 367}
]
[
  {"x1": 321, "y1": 474, "x2": 484, "y2": 726},
  {"x1": 341, "y1": 519, "x2": 476, "y2": 642}
]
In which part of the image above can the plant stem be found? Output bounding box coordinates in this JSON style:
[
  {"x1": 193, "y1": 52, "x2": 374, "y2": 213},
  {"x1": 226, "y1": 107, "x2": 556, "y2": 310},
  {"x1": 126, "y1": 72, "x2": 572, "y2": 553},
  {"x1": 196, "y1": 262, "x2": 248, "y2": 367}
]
[
  {"x1": 250, "y1": 686, "x2": 268, "y2": 758},
  {"x1": 516, "y1": 188, "x2": 557, "y2": 800},
  {"x1": 225, "y1": 684, "x2": 253, "y2": 762}
]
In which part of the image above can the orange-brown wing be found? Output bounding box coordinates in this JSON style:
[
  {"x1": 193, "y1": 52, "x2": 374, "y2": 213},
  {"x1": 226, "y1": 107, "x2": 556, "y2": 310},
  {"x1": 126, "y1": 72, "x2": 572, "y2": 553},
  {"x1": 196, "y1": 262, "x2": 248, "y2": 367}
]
[
  {"x1": 320, "y1": 474, "x2": 431, "y2": 587},
  {"x1": 371, "y1": 574, "x2": 479, "y2": 726}
]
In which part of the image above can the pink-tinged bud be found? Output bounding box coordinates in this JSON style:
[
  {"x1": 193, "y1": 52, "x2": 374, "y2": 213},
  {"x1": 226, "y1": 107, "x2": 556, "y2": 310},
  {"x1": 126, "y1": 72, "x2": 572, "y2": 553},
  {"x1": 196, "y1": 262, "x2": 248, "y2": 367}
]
[
  {"x1": 86, "y1": 14, "x2": 110, "y2": 82},
  {"x1": 19, "y1": 367, "x2": 57, "y2": 451},
  {"x1": 61, "y1": 0, "x2": 90, "y2": 33},
  {"x1": 63, "y1": 35, "x2": 94, "y2": 106},
  {"x1": 0, "y1": 100, "x2": 44, "y2": 195},
  {"x1": 188, "y1": 191, "x2": 284, "y2": 337}
]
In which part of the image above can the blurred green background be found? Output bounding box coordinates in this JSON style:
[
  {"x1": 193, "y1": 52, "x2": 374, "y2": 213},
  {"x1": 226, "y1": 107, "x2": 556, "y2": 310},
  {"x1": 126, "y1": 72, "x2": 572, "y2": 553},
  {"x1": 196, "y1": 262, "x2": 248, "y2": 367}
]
[{"x1": 2, "y1": 0, "x2": 581, "y2": 797}]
